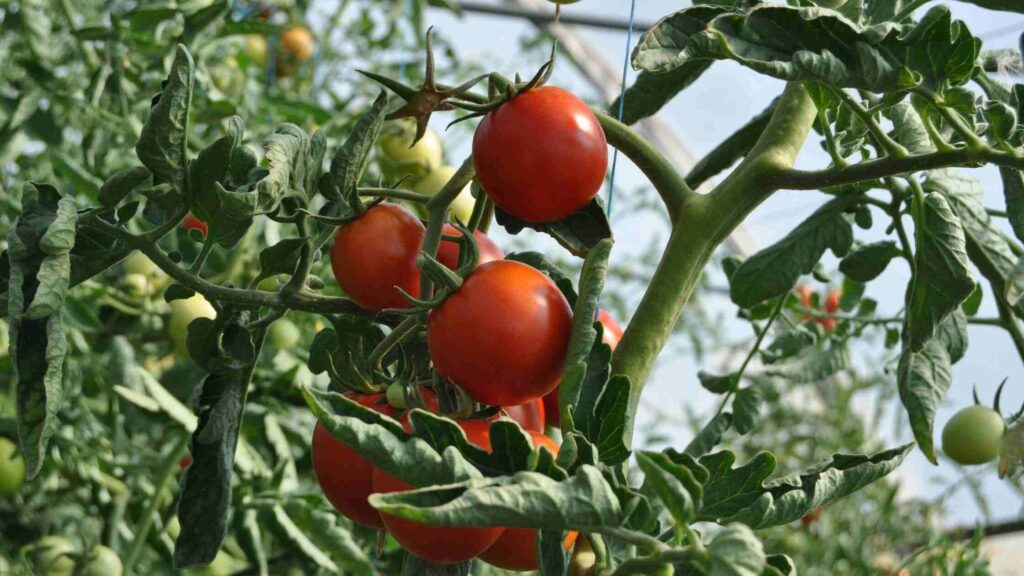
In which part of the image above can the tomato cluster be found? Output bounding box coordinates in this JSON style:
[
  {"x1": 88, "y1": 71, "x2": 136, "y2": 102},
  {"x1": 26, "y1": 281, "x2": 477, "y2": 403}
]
[
  {"x1": 796, "y1": 284, "x2": 841, "y2": 332},
  {"x1": 320, "y1": 85, "x2": 611, "y2": 566}
]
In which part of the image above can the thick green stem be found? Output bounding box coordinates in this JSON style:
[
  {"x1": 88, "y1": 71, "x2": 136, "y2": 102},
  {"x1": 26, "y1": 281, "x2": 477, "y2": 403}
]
[
  {"x1": 593, "y1": 110, "x2": 693, "y2": 222},
  {"x1": 420, "y1": 157, "x2": 476, "y2": 299},
  {"x1": 611, "y1": 82, "x2": 817, "y2": 442}
]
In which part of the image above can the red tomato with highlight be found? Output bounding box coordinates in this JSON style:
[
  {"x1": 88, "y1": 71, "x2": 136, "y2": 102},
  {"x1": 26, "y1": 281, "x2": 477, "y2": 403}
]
[
  {"x1": 330, "y1": 203, "x2": 425, "y2": 312},
  {"x1": 818, "y1": 317, "x2": 837, "y2": 332},
  {"x1": 428, "y1": 260, "x2": 572, "y2": 407},
  {"x1": 824, "y1": 290, "x2": 841, "y2": 313},
  {"x1": 435, "y1": 224, "x2": 504, "y2": 270},
  {"x1": 473, "y1": 86, "x2": 607, "y2": 223},
  {"x1": 183, "y1": 214, "x2": 208, "y2": 237},
  {"x1": 480, "y1": 432, "x2": 577, "y2": 571},
  {"x1": 796, "y1": 284, "x2": 814, "y2": 307},
  {"x1": 545, "y1": 309, "x2": 621, "y2": 428},
  {"x1": 504, "y1": 399, "x2": 545, "y2": 433},
  {"x1": 311, "y1": 392, "x2": 401, "y2": 529},
  {"x1": 372, "y1": 419, "x2": 504, "y2": 564}
]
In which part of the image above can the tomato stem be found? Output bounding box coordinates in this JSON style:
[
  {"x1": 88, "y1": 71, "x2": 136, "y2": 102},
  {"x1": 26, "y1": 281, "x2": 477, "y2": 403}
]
[{"x1": 420, "y1": 157, "x2": 476, "y2": 299}]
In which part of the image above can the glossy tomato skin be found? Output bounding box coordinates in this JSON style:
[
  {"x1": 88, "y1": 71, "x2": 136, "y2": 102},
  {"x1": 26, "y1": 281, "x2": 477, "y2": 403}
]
[
  {"x1": 183, "y1": 214, "x2": 208, "y2": 237},
  {"x1": 435, "y1": 224, "x2": 504, "y2": 270},
  {"x1": 428, "y1": 260, "x2": 572, "y2": 407},
  {"x1": 942, "y1": 405, "x2": 1005, "y2": 465},
  {"x1": 280, "y1": 26, "x2": 315, "y2": 62},
  {"x1": 480, "y1": 432, "x2": 576, "y2": 571},
  {"x1": 373, "y1": 419, "x2": 504, "y2": 564},
  {"x1": 312, "y1": 393, "x2": 401, "y2": 529},
  {"x1": 473, "y1": 86, "x2": 607, "y2": 223},
  {"x1": 331, "y1": 203, "x2": 425, "y2": 312},
  {"x1": 544, "y1": 310, "x2": 621, "y2": 427},
  {"x1": 504, "y1": 399, "x2": 545, "y2": 433}
]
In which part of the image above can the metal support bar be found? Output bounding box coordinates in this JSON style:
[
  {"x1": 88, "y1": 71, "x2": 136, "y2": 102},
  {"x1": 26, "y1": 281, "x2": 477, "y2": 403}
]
[{"x1": 455, "y1": 1, "x2": 655, "y2": 32}]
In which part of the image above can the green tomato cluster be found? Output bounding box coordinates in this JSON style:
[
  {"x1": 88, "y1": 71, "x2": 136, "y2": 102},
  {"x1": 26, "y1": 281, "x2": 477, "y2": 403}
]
[{"x1": 28, "y1": 538, "x2": 123, "y2": 576}]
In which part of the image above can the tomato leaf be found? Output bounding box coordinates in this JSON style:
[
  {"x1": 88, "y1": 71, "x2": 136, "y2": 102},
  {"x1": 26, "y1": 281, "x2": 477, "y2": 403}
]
[
  {"x1": 732, "y1": 387, "x2": 763, "y2": 435},
  {"x1": 730, "y1": 197, "x2": 856, "y2": 308},
  {"x1": 369, "y1": 465, "x2": 625, "y2": 531},
  {"x1": 696, "y1": 444, "x2": 912, "y2": 528},
  {"x1": 190, "y1": 117, "x2": 254, "y2": 248},
  {"x1": 699, "y1": 371, "x2": 738, "y2": 394},
  {"x1": 686, "y1": 99, "x2": 777, "y2": 190},
  {"x1": 896, "y1": 337, "x2": 952, "y2": 465},
  {"x1": 839, "y1": 241, "x2": 903, "y2": 282},
  {"x1": 258, "y1": 238, "x2": 309, "y2": 279},
  {"x1": 494, "y1": 199, "x2": 612, "y2": 258},
  {"x1": 537, "y1": 530, "x2": 569, "y2": 576},
  {"x1": 611, "y1": 61, "x2": 713, "y2": 126},
  {"x1": 255, "y1": 124, "x2": 317, "y2": 213},
  {"x1": 8, "y1": 183, "x2": 74, "y2": 479},
  {"x1": 952, "y1": 0, "x2": 1024, "y2": 13},
  {"x1": 636, "y1": 452, "x2": 699, "y2": 526},
  {"x1": 270, "y1": 505, "x2": 340, "y2": 572},
  {"x1": 998, "y1": 167, "x2": 1024, "y2": 244},
  {"x1": 760, "y1": 345, "x2": 850, "y2": 383},
  {"x1": 327, "y1": 91, "x2": 389, "y2": 214},
  {"x1": 684, "y1": 412, "x2": 733, "y2": 458},
  {"x1": 174, "y1": 314, "x2": 257, "y2": 569},
  {"x1": 307, "y1": 316, "x2": 384, "y2": 392},
  {"x1": 136, "y1": 45, "x2": 194, "y2": 204},
  {"x1": 707, "y1": 524, "x2": 766, "y2": 576},
  {"x1": 904, "y1": 192, "x2": 975, "y2": 353}
]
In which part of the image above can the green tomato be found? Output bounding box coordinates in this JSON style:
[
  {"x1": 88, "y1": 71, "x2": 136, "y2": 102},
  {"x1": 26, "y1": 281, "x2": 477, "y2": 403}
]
[
  {"x1": 124, "y1": 252, "x2": 159, "y2": 276},
  {"x1": 0, "y1": 319, "x2": 8, "y2": 357},
  {"x1": 32, "y1": 536, "x2": 77, "y2": 576},
  {"x1": 257, "y1": 276, "x2": 281, "y2": 292},
  {"x1": 386, "y1": 383, "x2": 408, "y2": 409},
  {"x1": 168, "y1": 294, "x2": 217, "y2": 356},
  {"x1": 166, "y1": 515, "x2": 181, "y2": 540},
  {"x1": 413, "y1": 165, "x2": 476, "y2": 224},
  {"x1": 121, "y1": 273, "x2": 151, "y2": 298},
  {"x1": 268, "y1": 319, "x2": 300, "y2": 350},
  {"x1": 379, "y1": 126, "x2": 443, "y2": 172},
  {"x1": 0, "y1": 437, "x2": 25, "y2": 496},
  {"x1": 183, "y1": 550, "x2": 246, "y2": 576},
  {"x1": 942, "y1": 405, "x2": 1005, "y2": 465},
  {"x1": 81, "y1": 546, "x2": 123, "y2": 576}
]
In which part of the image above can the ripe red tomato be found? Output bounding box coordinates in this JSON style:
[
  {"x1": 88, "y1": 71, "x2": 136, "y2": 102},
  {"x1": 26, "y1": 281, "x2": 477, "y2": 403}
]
[
  {"x1": 428, "y1": 260, "x2": 572, "y2": 407},
  {"x1": 544, "y1": 310, "x2": 621, "y2": 427},
  {"x1": 479, "y1": 432, "x2": 577, "y2": 571},
  {"x1": 330, "y1": 203, "x2": 425, "y2": 312},
  {"x1": 818, "y1": 317, "x2": 837, "y2": 332},
  {"x1": 435, "y1": 224, "x2": 504, "y2": 270},
  {"x1": 824, "y1": 290, "x2": 841, "y2": 313},
  {"x1": 796, "y1": 284, "x2": 814, "y2": 307},
  {"x1": 183, "y1": 214, "x2": 208, "y2": 237},
  {"x1": 373, "y1": 419, "x2": 504, "y2": 564},
  {"x1": 504, "y1": 398, "x2": 545, "y2": 433},
  {"x1": 312, "y1": 393, "x2": 401, "y2": 529},
  {"x1": 472, "y1": 86, "x2": 607, "y2": 223}
]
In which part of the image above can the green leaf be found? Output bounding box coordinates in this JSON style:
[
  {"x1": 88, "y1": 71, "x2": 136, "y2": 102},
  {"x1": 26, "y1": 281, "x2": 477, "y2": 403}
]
[
  {"x1": 731, "y1": 197, "x2": 856, "y2": 308},
  {"x1": 190, "y1": 117, "x2": 253, "y2": 248},
  {"x1": 699, "y1": 371, "x2": 738, "y2": 394},
  {"x1": 8, "y1": 184, "x2": 72, "y2": 479},
  {"x1": 636, "y1": 452, "x2": 699, "y2": 526},
  {"x1": 698, "y1": 445, "x2": 912, "y2": 528},
  {"x1": 732, "y1": 387, "x2": 763, "y2": 435},
  {"x1": 538, "y1": 530, "x2": 569, "y2": 576},
  {"x1": 926, "y1": 170, "x2": 1024, "y2": 317},
  {"x1": 635, "y1": 5, "x2": 980, "y2": 93},
  {"x1": 962, "y1": 284, "x2": 983, "y2": 316},
  {"x1": 370, "y1": 465, "x2": 624, "y2": 531},
  {"x1": 99, "y1": 166, "x2": 151, "y2": 208},
  {"x1": 685, "y1": 412, "x2": 733, "y2": 458},
  {"x1": 136, "y1": 45, "x2": 194, "y2": 200},
  {"x1": 328, "y1": 92, "x2": 389, "y2": 210},
  {"x1": 686, "y1": 99, "x2": 776, "y2": 190},
  {"x1": 307, "y1": 317, "x2": 384, "y2": 391},
  {"x1": 495, "y1": 198, "x2": 612, "y2": 259},
  {"x1": 839, "y1": 241, "x2": 902, "y2": 282},
  {"x1": 905, "y1": 192, "x2": 974, "y2": 353},
  {"x1": 897, "y1": 337, "x2": 951, "y2": 465},
  {"x1": 952, "y1": 0, "x2": 1024, "y2": 13},
  {"x1": 761, "y1": 328, "x2": 816, "y2": 364},
  {"x1": 760, "y1": 344, "x2": 850, "y2": 383},
  {"x1": 270, "y1": 505, "x2": 339, "y2": 572},
  {"x1": 935, "y1": 308, "x2": 968, "y2": 364},
  {"x1": 611, "y1": 62, "x2": 713, "y2": 125},
  {"x1": 258, "y1": 238, "x2": 308, "y2": 279},
  {"x1": 998, "y1": 167, "x2": 1024, "y2": 244},
  {"x1": 708, "y1": 524, "x2": 766, "y2": 576},
  {"x1": 256, "y1": 124, "x2": 314, "y2": 213},
  {"x1": 765, "y1": 554, "x2": 797, "y2": 576},
  {"x1": 175, "y1": 315, "x2": 256, "y2": 569}
]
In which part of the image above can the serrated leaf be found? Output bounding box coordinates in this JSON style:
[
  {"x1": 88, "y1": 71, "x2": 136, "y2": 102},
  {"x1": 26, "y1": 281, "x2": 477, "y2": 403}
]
[
  {"x1": 370, "y1": 465, "x2": 624, "y2": 531},
  {"x1": 760, "y1": 345, "x2": 850, "y2": 383},
  {"x1": 698, "y1": 444, "x2": 911, "y2": 528},
  {"x1": 732, "y1": 387, "x2": 763, "y2": 435},
  {"x1": 258, "y1": 238, "x2": 308, "y2": 279},
  {"x1": 999, "y1": 167, "x2": 1024, "y2": 244},
  {"x1": 256, "y1": 124, "x2": 313, "y2": 213},
  {"x1": 270, "y1": 505, "x2": 338, "y2": 572},
  {"x1": 685, "y1": 412, "x2": 733, "y2": 458},
  {"x1": 730, "y1": 197, "x2": 856, "y2": 308},
  {"x1": 328, "y1": 92, "x2": 389, "y2": 208},
  {"x1": 839, "y1": 241, "x2": 902, "y2": 282},
  {"x1": 190, "y1": 117, "x2": 253, "y2": 248},
  {"x1": 612, "y1": 62, "x2": 714, "y2": 125},
  {"x1": 636, "y1": 452, "x2": 698, "y2": 526},
  {"x1": 699, "y1": 371, "x2": 738, "y2": 394},
  {"x1": 136, "y1": 45, "x2": 194, "y2": 200},
  {"x1": 905, "y1": 192, "x2": 974, "y2": 353}
]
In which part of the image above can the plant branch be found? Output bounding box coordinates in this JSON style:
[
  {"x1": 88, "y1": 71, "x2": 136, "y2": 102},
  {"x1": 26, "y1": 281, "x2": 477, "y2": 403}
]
[
  {"x1": 358, "y1": 187, "x2": 431, "y2": 204},
  {"x1": 831, "y1": 88, "x2": 908, "y2": 158},
  {"x1": 420, "y1": 156, "x2": 476, "y2": 300},
  {"x1": 773, "y1": 146, "x2": 1024, "y2": 191},
  {"x1": 368, "y1": 315, "x2": 422, "y2": 370},
  {"x1": 593, "y1": 109, "x2": 692, "y2": 222},
  {"x1": 714, "y1": 295, "x2": 786, "y2": 417}
]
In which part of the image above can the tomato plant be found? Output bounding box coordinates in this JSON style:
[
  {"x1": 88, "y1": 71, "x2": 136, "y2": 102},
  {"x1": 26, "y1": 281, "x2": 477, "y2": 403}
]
[
  {"x1": 427, "y1": 260, "x2": 573, "y2": 407},
  {"x1": 473, "y1": 86, "x2": 607, "y2": 222},
  {"x1": 4, "y1": 1, "x2": 1024, "y2": 574}
]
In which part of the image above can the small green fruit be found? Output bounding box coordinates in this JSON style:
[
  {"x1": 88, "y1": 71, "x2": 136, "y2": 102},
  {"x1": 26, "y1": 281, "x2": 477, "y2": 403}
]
[
  {"x1": 269, "y1": 319, "x2": 301, "y2": 350},
  {"x1": 81, "y1": 545, "x2": 123, "y2": 576},
  {"x1": 942, "y1": 405, "x2": 1005, "y2": 465},
  {"x1": 168, "y1": 294, "x2": 217, "y2": 356},
  {"x1": 0, "y1": 437, "x2": 25, "y2": 496},
  {"x1": 413, "y1": 165, "x2": 475, "y2": 224},
  {"x1": 32, "y1": 536, "x2": 77, "y2": 576}
]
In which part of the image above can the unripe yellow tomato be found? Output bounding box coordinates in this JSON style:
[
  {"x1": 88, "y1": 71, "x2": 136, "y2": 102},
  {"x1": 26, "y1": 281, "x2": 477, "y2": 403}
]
[
  {"x1": 245, "y1": 35, "x2": 268, "y2": 68},
  {"x1": 168, "y1": 294, "x2": 217, "y2": 356},
  {"x1": 379, "y1": 126, "x2": 443, "y2": 173},
  {"x1": 413, "y1": 165, "x2": 476, "y2": 225}
]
